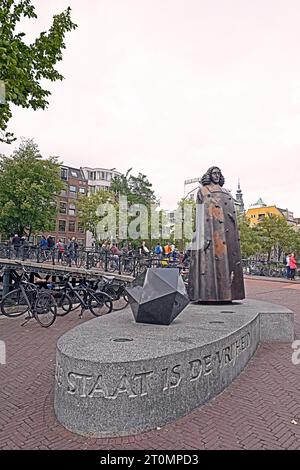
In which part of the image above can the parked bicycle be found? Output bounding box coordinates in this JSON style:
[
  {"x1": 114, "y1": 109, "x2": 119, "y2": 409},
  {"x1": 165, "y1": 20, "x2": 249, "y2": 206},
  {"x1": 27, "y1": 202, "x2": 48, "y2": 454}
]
[
  {"x1": 0, "y1": 264, "x2": 57, "y2": 327},
  {"x1": 98, "y1": 276, "x2": 129, "y2": 311},
  {"x1": 52, "y1": 274, "x2": 113, "y2": 318}
]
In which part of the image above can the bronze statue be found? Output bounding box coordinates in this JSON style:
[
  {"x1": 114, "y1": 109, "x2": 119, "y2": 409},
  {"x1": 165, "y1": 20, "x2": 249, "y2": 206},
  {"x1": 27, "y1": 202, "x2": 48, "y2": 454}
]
[{"x1": 188, "y1": 166, "x2": 245, "y2": 302}]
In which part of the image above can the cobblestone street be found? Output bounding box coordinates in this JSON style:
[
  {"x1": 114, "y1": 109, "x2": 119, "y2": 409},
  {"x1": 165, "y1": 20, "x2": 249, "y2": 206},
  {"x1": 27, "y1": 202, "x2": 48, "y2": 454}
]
[{"x1": 0, "y1": 278, "x2": 299, "y2": 450}]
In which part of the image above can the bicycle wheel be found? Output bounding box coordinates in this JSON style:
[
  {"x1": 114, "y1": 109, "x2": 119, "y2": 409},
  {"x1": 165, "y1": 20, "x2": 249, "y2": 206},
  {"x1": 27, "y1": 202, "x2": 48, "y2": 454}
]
[
  {"x1": 54, "y1": 291, "x2": 72, "y2": 316},
  {"x1": 68, "y1": 288, "x2": 86, "y2": 311},
  {"x1": 33, "y1": 291, "x2": 57, "y2": 327},
  {"x1": 61, "y1": 255, "x2": 68, "y2": 266},
  {"x1": 75, "y1": 254, "x2": 85, "y2": 268},
  {"x1": 113, "y1": 292, "x2": 129, "y2": 311},
  {"x1": 88, "y1": 292, "x2": 113, "y2": 317},
  {"x1": 107, "y1": 260, "x2": 117, "y2": 273},
  {"x1": 106, "y1": 286, "x2": 129, "y2": 311},
  {"x1": 1, "y1": 288, "x2": 29, "y2": 317}
]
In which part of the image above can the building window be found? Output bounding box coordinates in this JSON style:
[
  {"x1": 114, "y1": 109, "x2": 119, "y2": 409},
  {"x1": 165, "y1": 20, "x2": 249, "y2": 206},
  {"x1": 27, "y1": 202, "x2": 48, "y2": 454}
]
[
  {"x1": 69, "y1": 203, "x2": 76, "y2": 216},
  {"x1": 258, "y1": 214, "x2": 265, "y2": 221},
  {"x1": 71, "y1": 170, "x2": 78, "y2": 178},
  {"x1": 69, "y1": 185, "x2": 77, "y2": 197},
  {"x1": 58, "y1": 220, "x2": 66, "y2": 232},
  {"x1": 61, "y1": 168, "x2": 68, "y2": 180},
  {"x1": 60, "y1": 187, "x2": 67, "y2": 197},
  {"x1": 79, "y1": 187, "x2": 85, "y2": 194},
  {"x1": 69, "y1": 220, "x2": 76, "y2": 232},
  {"x1": 59, "y1": 202, "x2": 67, "y2": 214},
  {"x1": 78, "y1": 223, "x2": 84, "y2": 233},
  {"x1": 77, "y1": 238, "x2": 85, "y2": 246}
]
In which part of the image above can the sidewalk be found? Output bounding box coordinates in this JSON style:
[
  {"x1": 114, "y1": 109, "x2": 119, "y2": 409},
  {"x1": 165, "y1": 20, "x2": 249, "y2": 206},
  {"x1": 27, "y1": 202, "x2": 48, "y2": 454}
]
[
  {"x1": 0, "y1": 278, "x2": 299, "y2": 450},
  {"x1": 244, "y1": 274, "x2": 300, "y2": 284}
]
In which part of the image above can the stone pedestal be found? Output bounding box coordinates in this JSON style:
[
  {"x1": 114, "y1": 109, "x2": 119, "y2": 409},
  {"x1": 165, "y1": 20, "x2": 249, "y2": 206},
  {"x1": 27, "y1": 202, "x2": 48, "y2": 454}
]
[{"x1": 54, "y1": 299, "x2": 293, "y2": 437}]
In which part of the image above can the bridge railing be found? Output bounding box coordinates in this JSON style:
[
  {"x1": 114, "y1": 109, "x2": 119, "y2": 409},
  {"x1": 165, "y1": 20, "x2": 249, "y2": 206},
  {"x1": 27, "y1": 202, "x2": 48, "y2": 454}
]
[{"x1": 0, "y1": 243, "x2": 186, "y2": 277}]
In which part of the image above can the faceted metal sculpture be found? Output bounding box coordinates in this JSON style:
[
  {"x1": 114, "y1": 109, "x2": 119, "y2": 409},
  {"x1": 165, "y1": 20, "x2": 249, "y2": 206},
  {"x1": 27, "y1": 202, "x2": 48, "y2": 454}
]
[
  {"x1": 188, "y1": 166, "x2": 245, "y2": 302},
  {"x1": 125, "y1": 268, "x2": 189, "y2": 325}
]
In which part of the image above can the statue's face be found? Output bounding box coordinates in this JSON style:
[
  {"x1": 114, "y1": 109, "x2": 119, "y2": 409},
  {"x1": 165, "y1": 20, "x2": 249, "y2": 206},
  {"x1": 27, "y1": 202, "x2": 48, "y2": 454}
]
[{"x1": 211, "y1": 168, "x2": 221, "y2": 184}]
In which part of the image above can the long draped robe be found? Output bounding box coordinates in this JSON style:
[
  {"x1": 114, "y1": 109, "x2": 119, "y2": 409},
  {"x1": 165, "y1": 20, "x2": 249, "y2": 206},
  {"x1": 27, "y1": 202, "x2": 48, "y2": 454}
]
[{"x1": 188, "y1": 183, "x2": 245, "y2": 302}]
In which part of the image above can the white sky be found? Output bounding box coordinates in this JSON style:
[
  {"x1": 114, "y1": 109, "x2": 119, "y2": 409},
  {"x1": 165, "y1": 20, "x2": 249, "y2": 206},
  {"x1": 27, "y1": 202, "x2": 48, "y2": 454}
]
[{"x1": 1, "y1": 0, "x2": 300, "y2": 215}]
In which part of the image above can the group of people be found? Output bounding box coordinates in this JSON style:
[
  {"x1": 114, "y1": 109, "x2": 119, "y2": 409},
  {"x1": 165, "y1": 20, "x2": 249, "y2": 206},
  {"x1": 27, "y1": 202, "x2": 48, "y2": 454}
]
[
  {"x1": 97, "y1": 240, "x2": 179, "y2": 258},
  {"x1": 285, "y1": 253, "x2": 298, "y2": 280},
  {"x1": 40, "y1": 236, "x2": 79, "y2": 264},
  {"x1": 141, "y1": 241, "x2": 179, "y2": 259}
]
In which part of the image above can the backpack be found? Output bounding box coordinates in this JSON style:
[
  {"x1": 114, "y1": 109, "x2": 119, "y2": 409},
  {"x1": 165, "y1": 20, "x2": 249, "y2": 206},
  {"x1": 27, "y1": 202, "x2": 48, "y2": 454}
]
[
  {"x1": 57, "y1": 242, "x2": 64, "y2": 253},
  {"x1": 155, "y1": 245, "x2": 162, "y2": 255}
]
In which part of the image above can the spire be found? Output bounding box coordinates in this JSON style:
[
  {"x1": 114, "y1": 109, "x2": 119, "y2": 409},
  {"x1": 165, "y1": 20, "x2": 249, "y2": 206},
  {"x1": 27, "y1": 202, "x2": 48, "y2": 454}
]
[
  {"x1": 235, "y1": 179, "x2": 245, "y2": 213},
  {"x1": 251, "y1": 197, "x2": 266, "y2": 207}
]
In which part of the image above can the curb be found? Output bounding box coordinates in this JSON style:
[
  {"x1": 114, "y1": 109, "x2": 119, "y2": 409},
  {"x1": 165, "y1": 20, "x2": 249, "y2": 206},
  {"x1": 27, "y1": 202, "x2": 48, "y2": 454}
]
[{"x1": 244, "y1": 274, "x2": 300, "y2": 284}]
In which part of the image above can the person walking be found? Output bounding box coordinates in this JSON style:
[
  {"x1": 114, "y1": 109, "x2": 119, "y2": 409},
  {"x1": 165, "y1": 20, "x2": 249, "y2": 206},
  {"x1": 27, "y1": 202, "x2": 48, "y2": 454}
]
[
  {"x1": 67, "y1": 238, "x2": 75, "y2": 266},
  {"x1": 140, "y1": 241, "x2": 150, "y2": 256},
  {"x1": 56, "y1": 239, "x2": 65, "y2": 264},
  {"x1": 154, "y1": 242, "x2": 163, "y2": 256},
  {"x1": 289, "y1": 253, "x2": 297, "y2": 281},
  {"x1": 110, "y1": 243, "x2": 121, "y2": 270},
  {"x1": 11, "y1": 234, "x2": 21, "y2": 258},
  {"x1": 164, "y1": 242, "x2": 172, "y2": 258},
  {"x1": 39, "y1": 235, "x2": 48, "y2": 261},
  {"x1": 285, "y1": 253, "x2": 291, "y2": 279}
]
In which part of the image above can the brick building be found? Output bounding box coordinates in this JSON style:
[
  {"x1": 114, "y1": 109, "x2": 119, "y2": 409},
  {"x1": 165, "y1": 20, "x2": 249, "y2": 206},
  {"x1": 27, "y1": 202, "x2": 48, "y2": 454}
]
[{"x1": 43, "y1": 166, "x2": 88, "y2": 247}]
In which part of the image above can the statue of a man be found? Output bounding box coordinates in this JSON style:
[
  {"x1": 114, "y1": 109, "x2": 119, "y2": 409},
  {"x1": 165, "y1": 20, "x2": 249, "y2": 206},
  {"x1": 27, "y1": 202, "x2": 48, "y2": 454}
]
[{"x1": 188, "y1": 166, "x2": 245, "y2": 302}]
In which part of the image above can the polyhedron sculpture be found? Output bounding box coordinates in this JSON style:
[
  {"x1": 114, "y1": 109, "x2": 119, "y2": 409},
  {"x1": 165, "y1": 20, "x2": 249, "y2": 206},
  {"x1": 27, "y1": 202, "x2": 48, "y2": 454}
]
[{"x1": 125, "y1": 268, "x2": 190, "y2": 325}]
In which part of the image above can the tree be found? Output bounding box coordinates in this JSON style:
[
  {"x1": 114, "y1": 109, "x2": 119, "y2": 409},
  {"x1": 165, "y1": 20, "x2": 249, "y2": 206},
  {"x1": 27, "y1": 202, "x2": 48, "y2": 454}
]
[
  {"x1": 111, "y1": 169, "x2": 156, "y2": 205},
  {"x1": 175, "y1": 197, "x2": 196, "y2": 251},
  {"x1": 77, "y1": 190, "x2": 118, "y2": 244},
  {"x1": 0, "y1": 0, "x2": 77, "y2": 143},
  {"x1": 0, "y1": 138, "x2": 64, "y2": 238},
  {"x1": 256, "y1": 215, "x2": 299, "y2": 262},
  {"x1": 111, "y1": 169, "x2": 157, "y2": 246},
  {"x1": 238, "y1": 215, "x2": 262, "y2": 258}
]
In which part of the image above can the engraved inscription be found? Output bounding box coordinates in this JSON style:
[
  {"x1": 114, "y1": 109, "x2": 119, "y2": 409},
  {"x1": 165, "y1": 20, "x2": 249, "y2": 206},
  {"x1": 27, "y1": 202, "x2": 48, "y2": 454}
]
[
  {"x1": 162, "y1": 365, "x2": 182, "y2": 391},
  {"x1": 66, "y1": 370, "x2": 154, "y2": 400},
  {"x1": 55, "y1": 361, "x2": 63, "y2": 387},
  {"x1": 59, "y1": 331, "x2": 252, "y2": 400}
]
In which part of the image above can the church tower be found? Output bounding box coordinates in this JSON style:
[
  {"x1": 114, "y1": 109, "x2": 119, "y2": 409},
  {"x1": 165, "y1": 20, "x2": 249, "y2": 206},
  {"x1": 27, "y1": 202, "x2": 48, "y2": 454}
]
[{"x1": 236, "y1": 179, "x2": 245, "y2": 213}]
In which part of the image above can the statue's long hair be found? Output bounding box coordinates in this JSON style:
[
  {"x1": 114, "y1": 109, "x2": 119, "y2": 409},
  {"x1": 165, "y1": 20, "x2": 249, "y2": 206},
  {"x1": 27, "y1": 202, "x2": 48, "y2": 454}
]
[{"x1": 201, "y1": 166, "x2": 225, "y2": 186}]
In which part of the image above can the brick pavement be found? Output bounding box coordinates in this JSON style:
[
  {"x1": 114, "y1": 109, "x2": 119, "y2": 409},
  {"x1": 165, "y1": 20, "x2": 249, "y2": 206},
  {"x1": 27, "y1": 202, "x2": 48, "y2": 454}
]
[{"x1": 0, "y1": 278, "x2": 299, "y2": 450}]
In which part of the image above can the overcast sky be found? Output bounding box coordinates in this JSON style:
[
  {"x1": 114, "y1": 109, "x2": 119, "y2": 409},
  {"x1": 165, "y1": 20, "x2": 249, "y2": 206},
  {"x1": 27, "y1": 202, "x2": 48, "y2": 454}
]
[{"x1": 1, "y1": 0, "x2": 300, "y2": 215}]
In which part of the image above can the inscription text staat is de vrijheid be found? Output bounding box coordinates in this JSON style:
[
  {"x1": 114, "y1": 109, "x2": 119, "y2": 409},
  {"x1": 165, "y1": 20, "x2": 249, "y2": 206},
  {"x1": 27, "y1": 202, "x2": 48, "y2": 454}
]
[{"x1": 55, "y1": 331, "x2": 251, "y2": 400}]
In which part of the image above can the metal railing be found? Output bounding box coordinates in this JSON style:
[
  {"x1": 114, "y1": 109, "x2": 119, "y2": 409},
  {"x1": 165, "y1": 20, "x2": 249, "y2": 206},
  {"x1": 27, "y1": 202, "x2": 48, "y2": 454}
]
[
  {"x1": 242, "y1": 259, "x2": 299, "y2": 279},
  {"x1": 0, "y1": 243, "x2": 186, "y2": 277}
]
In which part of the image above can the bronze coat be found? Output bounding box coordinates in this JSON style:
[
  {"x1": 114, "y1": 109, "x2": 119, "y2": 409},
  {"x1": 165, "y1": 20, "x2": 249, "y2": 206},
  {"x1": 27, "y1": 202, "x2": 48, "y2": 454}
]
[{"x1": 188, "y1": 183, "x2": 245, "y2": 302}]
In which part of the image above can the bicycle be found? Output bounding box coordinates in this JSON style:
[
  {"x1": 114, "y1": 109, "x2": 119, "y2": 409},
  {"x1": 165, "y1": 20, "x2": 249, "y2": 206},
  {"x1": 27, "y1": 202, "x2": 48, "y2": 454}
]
[
  {"x1": 1, "y1": 265, "x2": 57, "y2": 327},
  {"x1": 53, "y1": 274, "x2": 113, "y2": 318},
  {"x1": 98, "y1": 276, "x2": 129, "y2": 311}
]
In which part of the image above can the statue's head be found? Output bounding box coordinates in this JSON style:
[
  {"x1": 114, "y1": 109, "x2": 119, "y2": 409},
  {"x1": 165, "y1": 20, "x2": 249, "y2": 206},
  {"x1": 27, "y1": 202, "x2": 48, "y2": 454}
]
[{"x1": 201, "y1": 166, "x2": 225, "y2": 186}]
